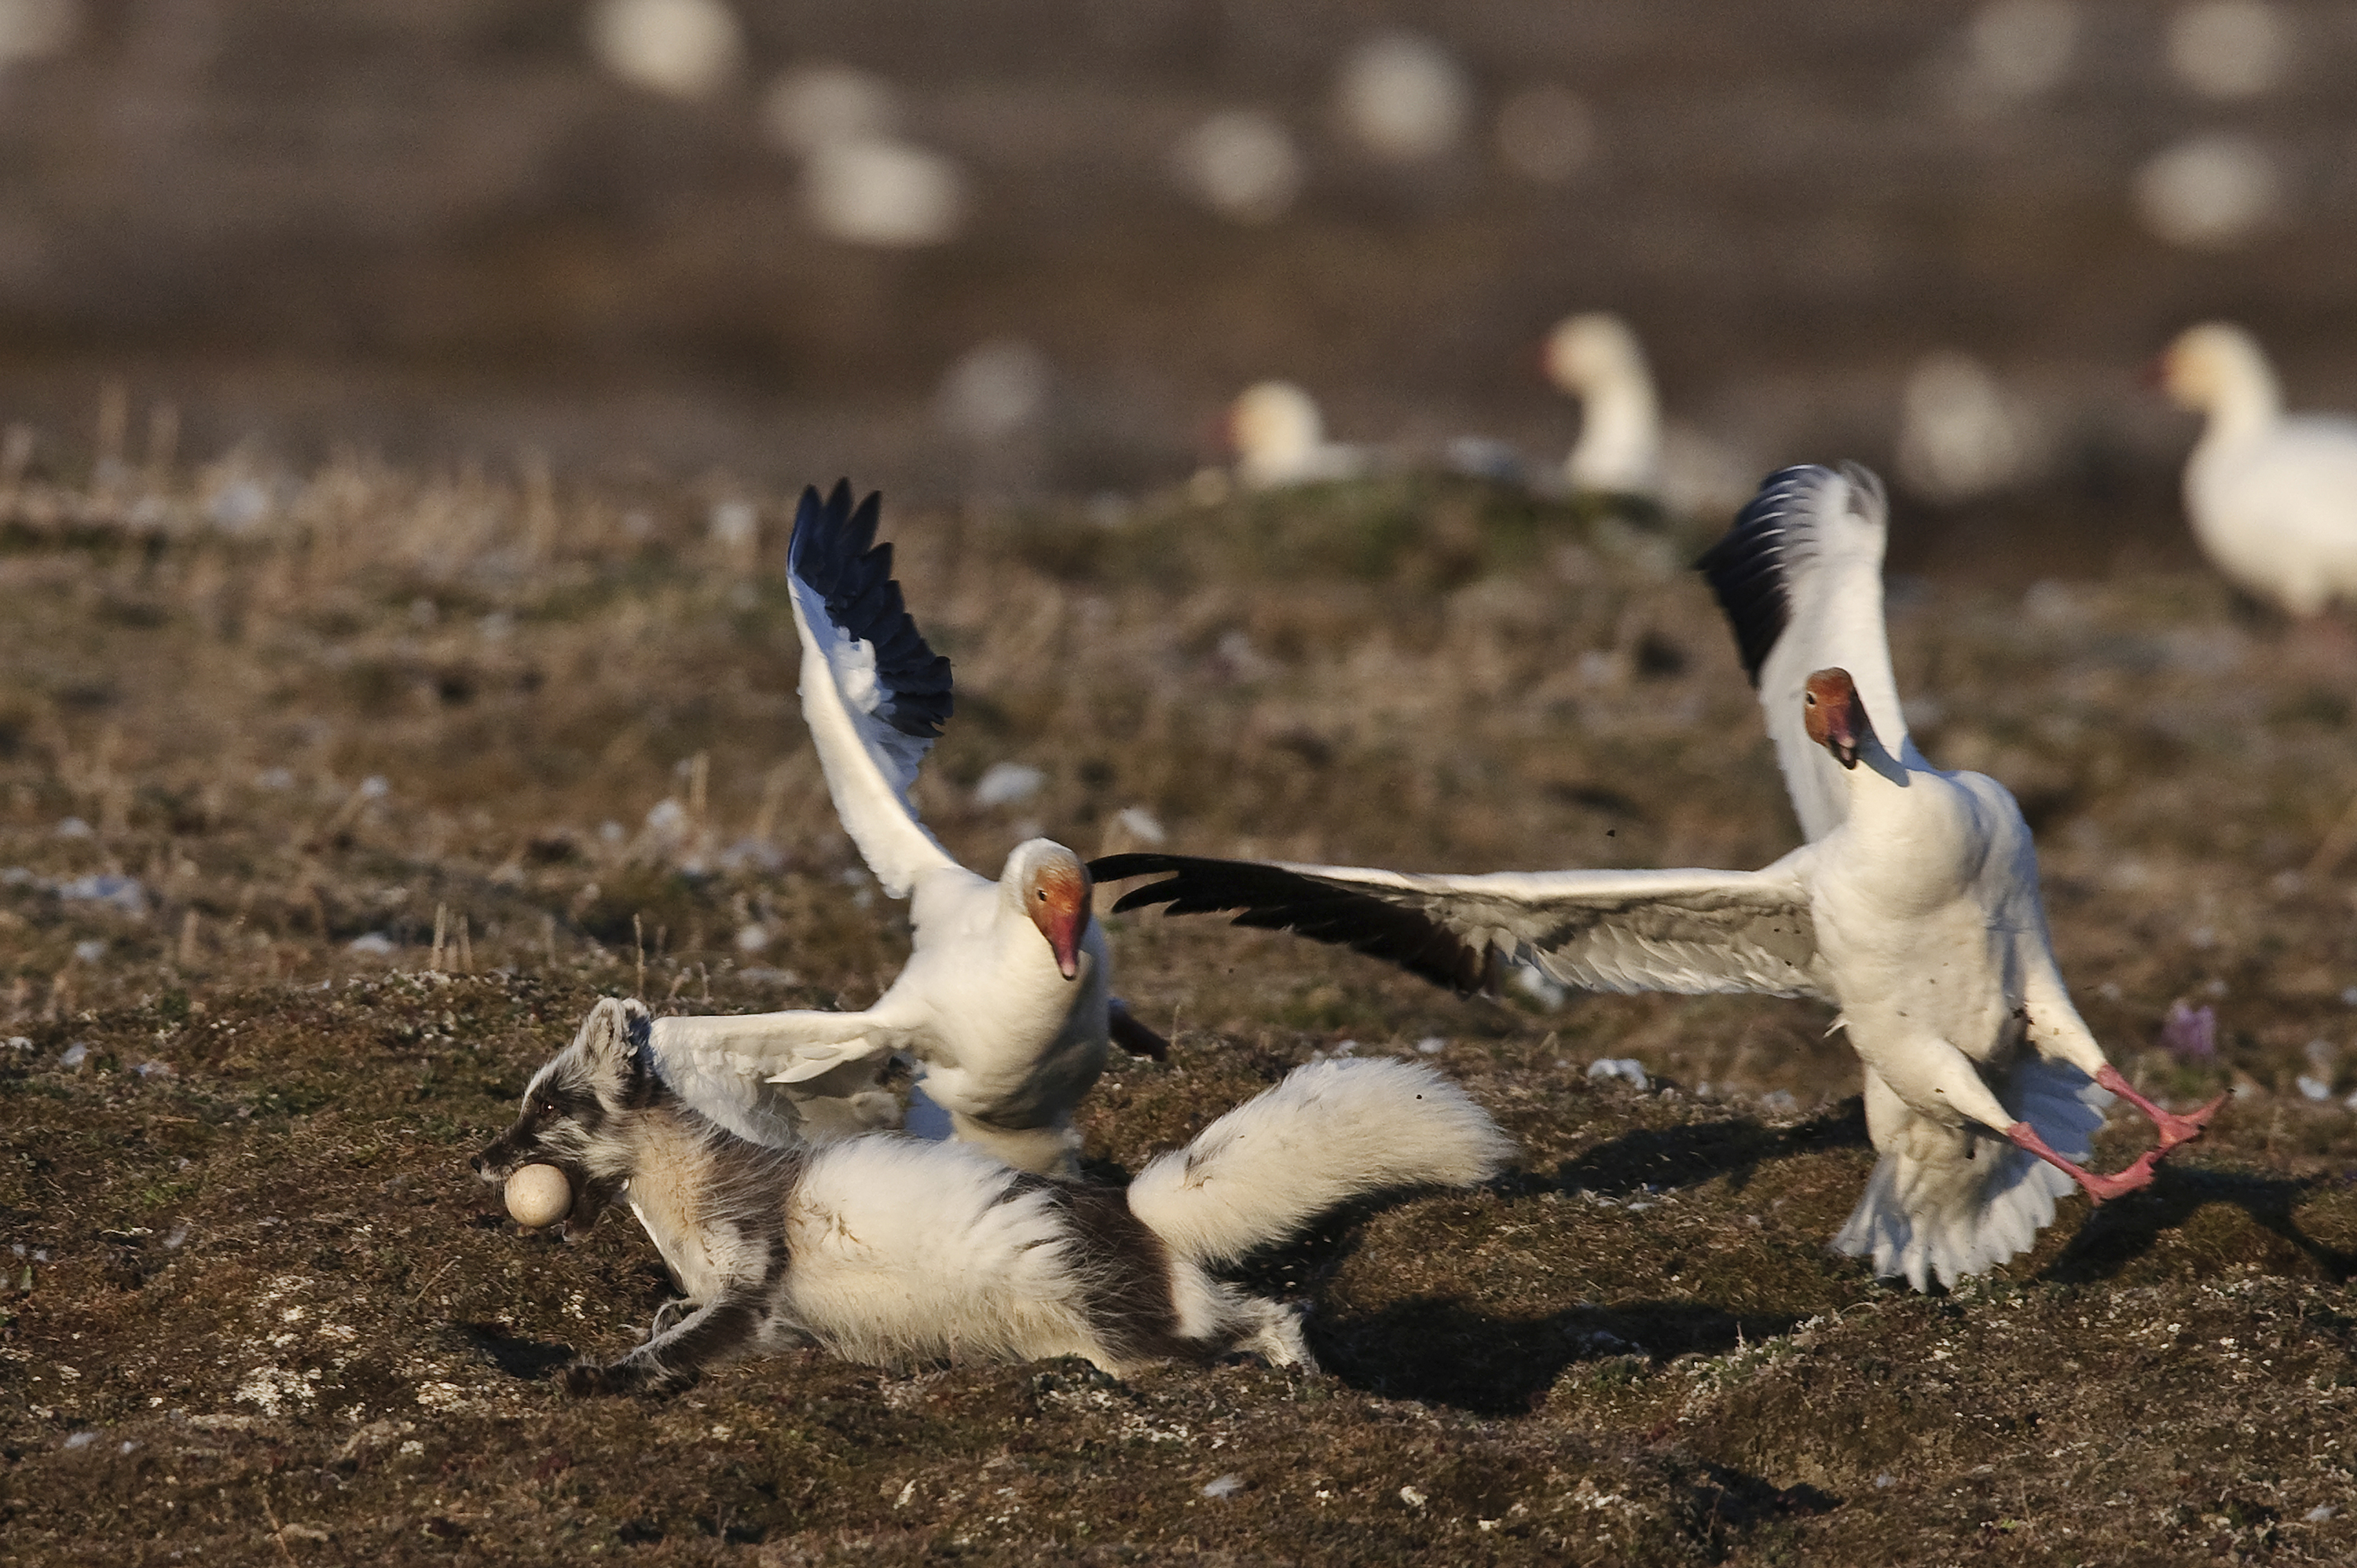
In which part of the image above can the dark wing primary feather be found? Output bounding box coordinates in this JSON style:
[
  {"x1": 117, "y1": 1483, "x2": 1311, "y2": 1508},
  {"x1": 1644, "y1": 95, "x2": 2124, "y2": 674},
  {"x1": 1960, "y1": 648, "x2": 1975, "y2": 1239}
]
[
  {"x1": 1092, "y1": 852, "x2": 1829, "y2": 1002},
  {"x1": 788, "y1": 480, "x2": 953, "y2": 740},
  {"x1": 1696, "y1": 463, "x2": 1828, "y2": 687},
  {"x1": 1695, "y1": 463, "x2": 1915, "y2": 844},
  {"x1": 784, "y1": 480, "x2": 960, "y2": 895},
  {"x1": 1094, "y1": 852, "x2": 1497, "y2": 994}
]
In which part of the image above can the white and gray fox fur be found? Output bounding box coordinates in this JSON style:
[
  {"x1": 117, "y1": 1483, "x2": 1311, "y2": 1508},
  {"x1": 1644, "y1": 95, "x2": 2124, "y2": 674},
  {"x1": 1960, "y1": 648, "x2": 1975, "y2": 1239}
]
[{"x1": 476, "y1": 998, "x2": 1512, "y2": 1395}]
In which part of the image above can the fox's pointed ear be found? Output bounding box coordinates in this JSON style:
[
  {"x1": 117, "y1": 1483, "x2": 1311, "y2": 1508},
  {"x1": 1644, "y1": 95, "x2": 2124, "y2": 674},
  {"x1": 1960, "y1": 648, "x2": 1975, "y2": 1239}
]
[{"x1": 577, "y1": 997, "x2": 654, "y2": 1089}]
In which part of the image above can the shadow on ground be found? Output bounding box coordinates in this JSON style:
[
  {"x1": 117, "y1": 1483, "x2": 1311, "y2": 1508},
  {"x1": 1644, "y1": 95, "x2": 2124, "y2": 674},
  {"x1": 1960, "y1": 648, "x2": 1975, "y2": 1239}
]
[
  {"x1": 1544, "y1": 1099, "x2": 1871, "y2": 1199},
  {"x1": 2045, "y1": 1166, "x2": 2357, "y2": 1284},
  {"x1": 460, "y1": 1321, "x2": 577, "y2": 1382},
  {"x1": 1314, "y1": 1297, "x2": 1804, "y2": 1415}
]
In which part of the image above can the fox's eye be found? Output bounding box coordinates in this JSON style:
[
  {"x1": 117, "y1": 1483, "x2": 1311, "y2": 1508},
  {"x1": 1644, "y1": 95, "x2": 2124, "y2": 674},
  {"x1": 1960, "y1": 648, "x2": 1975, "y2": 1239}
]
[{"x1": 1036, "y1": 888, "x2": 1047, "y2": 902}]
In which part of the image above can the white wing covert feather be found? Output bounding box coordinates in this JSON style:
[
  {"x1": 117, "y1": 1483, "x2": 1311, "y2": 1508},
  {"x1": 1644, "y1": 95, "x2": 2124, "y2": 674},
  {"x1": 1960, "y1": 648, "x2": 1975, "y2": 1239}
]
[
  {"x1": 1098, "y1": 849, "x2": 1829, "y2": 1001},
  {"x1": 1699, "y1": 463, "x2": 1928, "y2": 842},
  {"x1": 651, "y1": 1011, "x2": 900, "y2": 1145},
  {"x1": 786, "y1": 482, "x2": 959, "y2": 899}
]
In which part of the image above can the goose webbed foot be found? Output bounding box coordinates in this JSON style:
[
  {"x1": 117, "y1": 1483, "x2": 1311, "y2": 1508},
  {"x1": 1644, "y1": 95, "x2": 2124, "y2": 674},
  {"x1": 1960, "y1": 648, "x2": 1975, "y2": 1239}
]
[
  {"x1": 2004, "y1": 1121, "x2": 2160, "y2": 1203},
  {"x1": 2095, "y1": 1065, "x2": 2224, "y2": 1153}
]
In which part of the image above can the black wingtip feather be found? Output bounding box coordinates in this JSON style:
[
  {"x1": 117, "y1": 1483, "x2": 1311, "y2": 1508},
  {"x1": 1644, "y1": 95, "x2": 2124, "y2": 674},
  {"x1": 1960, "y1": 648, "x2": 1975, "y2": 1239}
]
[
  {"x1": 1090, "y1": 852, "x2": 1494, "y2": 996},
  {"x1": 789, "y1": 480, "x2": 954, "y2": 738},
  {"x1": 1695, "y1": 464, "x2": 1837, "y2": 688}
]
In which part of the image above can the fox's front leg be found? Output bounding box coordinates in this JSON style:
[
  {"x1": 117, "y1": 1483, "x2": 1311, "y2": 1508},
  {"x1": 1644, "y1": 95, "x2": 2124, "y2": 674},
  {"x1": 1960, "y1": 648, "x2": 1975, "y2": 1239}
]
[{"x1": 561, "y1": 1291, "x2": 764, "y2": 1398}]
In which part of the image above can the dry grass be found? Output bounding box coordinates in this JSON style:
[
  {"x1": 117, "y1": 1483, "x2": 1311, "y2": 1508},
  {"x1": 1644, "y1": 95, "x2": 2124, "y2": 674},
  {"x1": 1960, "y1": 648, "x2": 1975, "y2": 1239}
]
[{"x1": 3, "y1": 434, "x2": 2357, "y2": 1564}]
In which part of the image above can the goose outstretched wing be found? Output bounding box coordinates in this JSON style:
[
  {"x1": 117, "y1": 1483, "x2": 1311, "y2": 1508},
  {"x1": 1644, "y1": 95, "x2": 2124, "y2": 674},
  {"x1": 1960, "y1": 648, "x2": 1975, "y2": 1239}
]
[
  {"x1": 1093, "y1": 849, "x2": 1829, "y2": 1001},
  {"x1": 786, "y1": 482, "x2": 959, "y2": 897},
  {"x1": 1699, "y1": 463, "x2": 1926, "y2": 841}
]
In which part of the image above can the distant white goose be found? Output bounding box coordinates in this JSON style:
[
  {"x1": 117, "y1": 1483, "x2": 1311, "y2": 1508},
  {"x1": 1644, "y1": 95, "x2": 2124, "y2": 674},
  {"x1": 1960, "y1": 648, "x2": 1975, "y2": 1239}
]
[
  {"x1": 1545, "y1": 312, "x2": 1662, "y2": 496},
  {"x1": 1228, "y1": 381, "x2": 1370, "y2": 489},
  {"x1": 647, "y1": 482, "x2": 1164, "y2": 1177},
  {"x1": 1098, "y1": 465, "x2": 2220, "y2": 1290},
  {"x1": 1545, "y1": 312, "x2": 1754, "y2": 518},
  {"x1": 2158, "y1": 322, "x2": 2357, "y2": 616}
]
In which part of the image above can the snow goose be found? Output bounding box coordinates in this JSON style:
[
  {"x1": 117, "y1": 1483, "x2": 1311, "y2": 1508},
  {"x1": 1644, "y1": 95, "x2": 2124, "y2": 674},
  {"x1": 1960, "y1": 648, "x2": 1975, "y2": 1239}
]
[
  {"x1": 1545, "y1": 313, "x2": 1754, "y2": 519},
  {"x1": 2157, "y1": 322, "x2": 2357, "y2": 616},
  {"x1": 1545, "y1": 313, "x2": 1662, "y2": 497},
  {"x1": 1228, "y1": 381, "x2": 1370, "y2": 489},
  {"x1": 1098, "y1": 464, "x2": 2219, "y2": 1289},
  {"x1": 649, "y1": 482, "x2": 1164, "y2": 1177}
]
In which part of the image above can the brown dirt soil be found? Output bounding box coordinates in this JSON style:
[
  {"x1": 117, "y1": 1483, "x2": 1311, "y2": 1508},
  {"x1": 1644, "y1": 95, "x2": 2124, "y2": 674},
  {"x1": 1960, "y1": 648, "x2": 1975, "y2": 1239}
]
[{"x1": 3, "y1": 453, "x2": 2357, "y2": 1565}]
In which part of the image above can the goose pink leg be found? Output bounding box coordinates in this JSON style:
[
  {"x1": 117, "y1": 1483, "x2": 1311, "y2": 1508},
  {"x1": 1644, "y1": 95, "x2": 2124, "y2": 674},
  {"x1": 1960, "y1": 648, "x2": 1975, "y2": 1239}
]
[
  {"x1": 2005, "y1": 1121, "x2": 2160, "y2": 1203},
  {"x1": 2095, "y1": 1065, "x2": 2226, "y2": 1154}
]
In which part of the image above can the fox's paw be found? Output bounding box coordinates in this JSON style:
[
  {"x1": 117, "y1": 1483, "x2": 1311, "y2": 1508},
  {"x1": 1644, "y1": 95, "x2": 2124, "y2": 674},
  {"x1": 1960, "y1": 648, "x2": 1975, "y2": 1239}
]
[
  {"x1": 558, "y1": 1360, "x2": 632, "y2": 1398},
  {"x1": 559, "y1": 1357, "x2": 695, "y2": 1398}
]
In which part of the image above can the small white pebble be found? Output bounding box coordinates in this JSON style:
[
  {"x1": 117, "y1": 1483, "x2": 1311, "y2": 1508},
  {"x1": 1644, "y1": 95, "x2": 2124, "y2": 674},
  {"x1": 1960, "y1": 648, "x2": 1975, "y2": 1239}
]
[
  {"x1": 1113, "y1": 806, "x2": 1167, "y2": 844},
  {"x1": 1875, "y1": 1472, "x2": 1894, "y2": 1489},
  {"x1": 1398, "y1": 1485, "x2": 1428, "y2": 1508},
  {"x1": 1416, "y1": 1035, "x2": 1446, "y2": 1055},
  {"x1": 1586, "y1": 1057, "x2": 1649, "y2": 1091},
  {"x1": 2306, "y1": 1504, "x2": 2337, "y2": 1522},
  {"x1": 973, "y1": 761, "x2": 1045, "y2": 808},
  {"x1": 1201, "y1": 1474, "x2": 1244, "y2": 1499},
  {"x1": 60, "y1": 1042, "x2": 90, "y2": 1069}
]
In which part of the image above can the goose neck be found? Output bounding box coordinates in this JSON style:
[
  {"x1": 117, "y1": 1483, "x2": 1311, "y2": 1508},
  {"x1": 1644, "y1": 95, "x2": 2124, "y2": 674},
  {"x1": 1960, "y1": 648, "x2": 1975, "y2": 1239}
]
[{"x1": 2197, "y1": 360, "x2": 2282, "y2": 452}]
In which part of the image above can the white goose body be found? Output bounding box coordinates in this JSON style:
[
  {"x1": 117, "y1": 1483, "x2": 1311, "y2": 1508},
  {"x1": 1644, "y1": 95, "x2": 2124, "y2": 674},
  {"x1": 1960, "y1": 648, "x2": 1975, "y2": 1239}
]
[
  {"x1": 882, "y1": 860, "x2": 1116, "y2": 1138},
  {"x1": 641, "y1": 483, "x2": 1159, "y2": 1178},
  {"x1": 1229, "y1": 381, "x2": 1371, "y2": 489},
  {"x1": 2162, "y1": 322, "x2": 2357, "y2": 616},
  {"x1": 1098, "y1": 465, "x2": 2216, "y2": 1288},
  {"x1": 1545, "y1": 312, "x2": 1663, "y2": 497}
]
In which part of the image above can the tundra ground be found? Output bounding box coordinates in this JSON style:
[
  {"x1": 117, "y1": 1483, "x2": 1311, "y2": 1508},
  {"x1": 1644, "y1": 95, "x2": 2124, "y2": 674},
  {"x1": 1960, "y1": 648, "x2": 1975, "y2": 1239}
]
[{"x1": 3, "y1": 455, "x2": 2355, "y2": 1565}]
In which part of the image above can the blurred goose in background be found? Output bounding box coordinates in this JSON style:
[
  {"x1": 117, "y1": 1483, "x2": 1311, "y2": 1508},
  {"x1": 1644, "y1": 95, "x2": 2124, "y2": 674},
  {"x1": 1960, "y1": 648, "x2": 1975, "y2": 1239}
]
[
  {"x1": 649, "y1": 482, "x2": 1164, "y2": 1177},
  {"x1": 1893, "y1": 350, "x2": 2041, "y2": 504},
  {"x1": 1545, "y1": 313, "x2": 1661, "y2": 496},
  {"x1": 1544, "y1": 312, "x2": 1754, "y2": 519},
  {"x1": 1229, "y1": 381, "x2": 1372, "y2": 489},
  {"x1": 1098, "y1": 464, "x2": 2218, "y2": 1290},
  {"x1": 2157, "y1": 322, "x2": 2357, "y2": 616}
]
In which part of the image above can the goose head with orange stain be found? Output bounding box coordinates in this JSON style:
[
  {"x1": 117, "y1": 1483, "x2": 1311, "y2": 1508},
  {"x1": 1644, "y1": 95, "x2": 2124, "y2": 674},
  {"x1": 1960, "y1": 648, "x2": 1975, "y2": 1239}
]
[
  {"x1": 1802, "y1": 668, "x2": 1875, "y2": 771},
  {"x1": 1003, "y1": 838, "x2": 1094, "y2": 980}
]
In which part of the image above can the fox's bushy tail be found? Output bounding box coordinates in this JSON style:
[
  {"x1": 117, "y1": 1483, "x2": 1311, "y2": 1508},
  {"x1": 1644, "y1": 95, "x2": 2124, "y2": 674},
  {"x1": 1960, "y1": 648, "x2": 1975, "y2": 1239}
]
[{"x1": 1125, "y1": 1057, "x2": 1512, "y2": 1267}]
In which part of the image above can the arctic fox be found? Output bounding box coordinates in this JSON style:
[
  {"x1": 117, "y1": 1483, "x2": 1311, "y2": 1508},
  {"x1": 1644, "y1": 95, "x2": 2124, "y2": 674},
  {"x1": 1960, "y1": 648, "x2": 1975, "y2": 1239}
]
[{"x1": 475, "y1": 998, "x2": 1512, "y2": 1395}]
